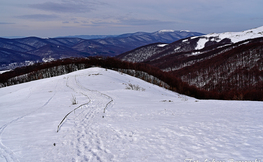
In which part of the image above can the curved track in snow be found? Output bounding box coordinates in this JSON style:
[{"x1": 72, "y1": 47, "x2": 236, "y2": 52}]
[{"x1": 55, "y1": 74, "x2": 114, "y2": 161}]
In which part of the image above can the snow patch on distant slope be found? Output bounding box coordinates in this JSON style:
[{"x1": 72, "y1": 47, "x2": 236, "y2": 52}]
[
  {"x1": 157, "y1": 44, "x2": 168, "y2": 47},
  {"x1": 191, "y1": 51, "x2": 201, "y2": 55},
  {"x1": 42, "y1": 56, "x2": 55, "y2": 62},
  {"x1": 195, "y1": 38, "x2": 208, "y2": 50},
  {"x1": 0, "y1": 70, "x2": 11, "y2": 74},
  {"x1": 174, "y1": 47, "x2": 181, "y2": 52}
]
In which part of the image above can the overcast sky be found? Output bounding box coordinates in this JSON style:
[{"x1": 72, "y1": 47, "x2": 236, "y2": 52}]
[{"x1": 1, "y1": 0, "x2": 263, "y2": 37}]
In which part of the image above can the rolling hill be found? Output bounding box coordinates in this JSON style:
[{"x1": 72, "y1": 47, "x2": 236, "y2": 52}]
[{"x1": 0, "y1": 67, "x2": 262, "y2": 161}]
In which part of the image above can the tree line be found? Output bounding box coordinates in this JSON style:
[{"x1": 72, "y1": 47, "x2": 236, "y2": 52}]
[{"x1": 0, "y1": 56, "x2": 262, "y2": 101}]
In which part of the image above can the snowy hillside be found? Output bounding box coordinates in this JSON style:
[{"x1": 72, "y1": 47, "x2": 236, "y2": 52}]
[
  {"x1": 193, "y1": 26, "x2": 263, "y2": 50},
  {"x1": 0, "y1": 67, "x2": 262, "y2": 161},
  {"x1": 119, "y1": 26, "x2": 263, "y2": 64}
]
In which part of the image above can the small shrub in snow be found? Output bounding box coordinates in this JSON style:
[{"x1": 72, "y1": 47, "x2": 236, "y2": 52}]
[
  {"x1": 161, "y1": 100, "x2": 173, "y2": 102},
  {"x1": 182, "y1": 97, "x2": 188, "y2": 101},
  {"x1": 125, "y1": 83, "x2": 145, "y2": 91},
  {"x1": 71, "y1": 95, "x2": 77, "y2": 105}
]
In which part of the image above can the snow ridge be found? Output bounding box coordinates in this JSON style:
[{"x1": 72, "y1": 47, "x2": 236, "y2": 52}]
[
  {"x1": 207, "y1": 26, "x2": 263, "y2": 43},
  {"x1": 194, "y1": 26, "x2": 263, "y2": 50}
]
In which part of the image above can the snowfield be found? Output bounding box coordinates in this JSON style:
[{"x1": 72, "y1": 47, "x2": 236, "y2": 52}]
[{"x1": 0, "y1": 67, "x2": 262, "y2": 162}]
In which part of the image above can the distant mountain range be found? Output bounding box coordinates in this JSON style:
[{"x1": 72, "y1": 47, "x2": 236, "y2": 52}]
[
  {"x1": 0, "y1": 30, "x2": 203, "y2": 70},
  {"x1": 118, "y1": 26, "x2": 263, "y2": 95},
  {"x1": 56, "y1": 35, "x2": 117, "y2": 40}
]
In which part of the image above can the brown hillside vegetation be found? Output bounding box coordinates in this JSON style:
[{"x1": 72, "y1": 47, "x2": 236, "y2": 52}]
[
  {"x1": 0, "y1": 57, "x2": 262, "y2": 101},
  {"x1": 170, "y1": 39, "x2": 263, "y2": 100}
]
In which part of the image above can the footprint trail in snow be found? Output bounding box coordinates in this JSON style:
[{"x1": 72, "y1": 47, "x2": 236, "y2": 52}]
[{"x1": 53, "y1": 74, "x2": 114, "y2": 161}]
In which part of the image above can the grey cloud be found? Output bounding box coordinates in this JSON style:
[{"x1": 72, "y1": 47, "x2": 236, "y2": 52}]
[
  {"x1": 0, "y1": 22, "x2": 15, "y2": 25},
  {"x1": 29, "y1": 1, "x2": 95, "y2": 13},
  {"x1": 15, "y1": 14, "x2": 59, "y2": 21},
  {"x1": 80, "y1": 18, "x2": 176, "y2": 28},
  {"x1": 118, "y1": 18, "x2": 175, "y2": 26}
]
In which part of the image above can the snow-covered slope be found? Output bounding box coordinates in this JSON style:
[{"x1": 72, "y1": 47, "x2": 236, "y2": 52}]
[
  {"x1": 0, "y1": 67, "x2": 262, "y2": 161},
  {"x1": 194, "y1": 26, "x2": 263, "y2": 50}
]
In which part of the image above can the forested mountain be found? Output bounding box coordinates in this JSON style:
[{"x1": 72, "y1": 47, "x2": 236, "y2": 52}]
[
  {"x1": 118, "y1": 26, "x2": 263, "y2": 63},
  {"x1": 118, "y1": 26, "x2": 263, "y2": 99},
  {"x1": 0, "y1": 30, "x2": 203, "y2": 70}
]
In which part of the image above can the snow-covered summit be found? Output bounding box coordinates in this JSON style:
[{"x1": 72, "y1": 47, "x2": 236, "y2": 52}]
[
  {"x1": 180, "y1": 30, "x2": 190, "y2": 32},
  {"x1": 158, "y1": 30, "x2": 175, "y2": 33}
]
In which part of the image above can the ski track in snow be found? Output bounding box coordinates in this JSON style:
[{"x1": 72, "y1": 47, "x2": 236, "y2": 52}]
[
  {"x1": 0, "y1": 80, "x2": 59, "y2": 162},
  {"x1": 52, "y1": 73, "x2": 114, "y2": 162}
]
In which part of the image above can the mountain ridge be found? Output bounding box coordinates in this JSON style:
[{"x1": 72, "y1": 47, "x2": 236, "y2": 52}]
[
  {"x1": 118, "y1": 26, "x2": 263, "y2": 63},
  {"x1": 117, "y1": 26, "x2": 263, "y2": 96},
  {"x1": 0, "y1": 30, "x2": 203, "y2": 70}
]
